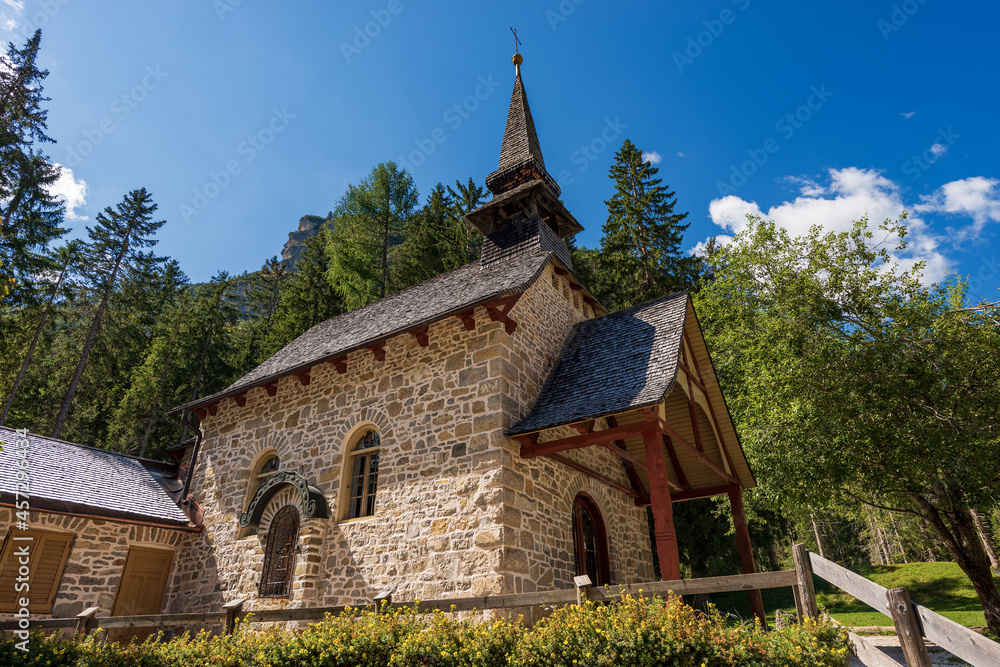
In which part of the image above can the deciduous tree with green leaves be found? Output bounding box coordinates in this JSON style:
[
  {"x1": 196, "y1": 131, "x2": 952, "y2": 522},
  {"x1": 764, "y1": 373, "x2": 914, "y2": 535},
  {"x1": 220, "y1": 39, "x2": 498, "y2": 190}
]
[
  {"x1": 695, "y1": 215, "x2": 1000, "y2": 633},
  {"x1": 597, "y1": 139, "x2": 699, "y2": 310}
]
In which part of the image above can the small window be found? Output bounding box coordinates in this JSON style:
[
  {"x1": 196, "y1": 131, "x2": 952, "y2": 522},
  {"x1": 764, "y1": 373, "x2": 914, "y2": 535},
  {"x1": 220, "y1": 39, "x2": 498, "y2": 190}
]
[
  {"x1": 243, "y1": 452, "x2": 280, "y2": 537},
  {"x1": 573, "y1": 493, "x2": 610, "y2": 586},
  {"x1": 346, "y1": 430, "x2": 380, "y2": 519},
  {"x1": 259, "y1": 505, "x2": 299, "y2": 598},
  {"x1": 0, "y1": 528, "x2": 73, "y2": 613}
]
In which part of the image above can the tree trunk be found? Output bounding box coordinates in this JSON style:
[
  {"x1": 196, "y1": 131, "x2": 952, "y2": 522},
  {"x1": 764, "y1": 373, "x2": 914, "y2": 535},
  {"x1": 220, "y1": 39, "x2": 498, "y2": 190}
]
[
  {"x1": 810, "y1": 513, "x2": 827, "y2": 558},
  {"x1": 912, "y1": 494, "x2": 1000, "y2": 635},
  {"x1": 970, "y1": 509, "x2": 1000, "y2": 572},
  {"x1": 0, "y1": 259, "x2": 69, "y2": 425},
  {"x1": 52, "y1": 237, "x2": 130, "y2": 438},
  {"x1": 866, "y1": 513, "x2": 886, "y2": 565}
]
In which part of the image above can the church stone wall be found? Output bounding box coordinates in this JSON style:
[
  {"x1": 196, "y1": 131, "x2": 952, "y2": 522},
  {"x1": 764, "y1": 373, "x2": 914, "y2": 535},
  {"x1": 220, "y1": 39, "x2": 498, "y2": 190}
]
[
  {"x1": 496, "y1": 264, "x2": 656, "y2": 593},
  {"x1": 0, "y1": 508, "x2": 190, "y2": 620},
  {"x1": 166, "y1": 259, "x2": 654, "y2": 614}
]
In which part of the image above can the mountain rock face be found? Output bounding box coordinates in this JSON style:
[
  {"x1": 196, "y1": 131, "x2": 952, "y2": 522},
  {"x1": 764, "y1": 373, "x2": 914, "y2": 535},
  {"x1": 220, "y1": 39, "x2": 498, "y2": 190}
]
[{"x1": 280, "y1": 215, "x2": 327, "y2": 270}]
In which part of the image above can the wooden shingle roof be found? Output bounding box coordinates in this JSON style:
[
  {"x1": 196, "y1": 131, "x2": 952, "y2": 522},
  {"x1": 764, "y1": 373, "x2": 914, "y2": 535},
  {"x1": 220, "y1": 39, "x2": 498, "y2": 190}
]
[
  {"x1": 0, "y1": 427, "x2": 193, "y2": 527},
  {"x1": 508, "y1": 292, "x2": 690, "y2": 435},
  {"x1": 172, "y1": 249, "x2": 556, "y2": 414}
]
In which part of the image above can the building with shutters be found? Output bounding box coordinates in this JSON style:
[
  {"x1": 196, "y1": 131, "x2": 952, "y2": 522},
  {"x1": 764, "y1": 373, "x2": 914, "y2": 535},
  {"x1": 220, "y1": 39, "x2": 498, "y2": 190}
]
[
  {"x1": 0, "y1": 428, "x2": 200, "y2": 620},
  {"x1": 1, "y1": 52, "x2": 764, "y2": 626}
]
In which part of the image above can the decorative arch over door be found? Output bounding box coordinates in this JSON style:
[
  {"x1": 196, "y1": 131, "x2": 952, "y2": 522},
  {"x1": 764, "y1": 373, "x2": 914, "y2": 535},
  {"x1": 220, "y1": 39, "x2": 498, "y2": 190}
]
[
  {"x1": 573, "y1": 492, "x2": 611, "y2": 586},
  {"x1": 239, "y1": 470, "x2": 328, "y2": 528}
]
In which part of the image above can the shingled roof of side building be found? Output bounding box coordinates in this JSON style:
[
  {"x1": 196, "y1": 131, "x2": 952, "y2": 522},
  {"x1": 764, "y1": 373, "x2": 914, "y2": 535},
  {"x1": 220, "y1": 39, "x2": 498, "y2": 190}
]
[
  {"x1": 0, "y1": 427, "x2": 195, "y2": 528},
  {"x1": 171, "y1": 247, "x2": 584, "y2": 414},
  {"x1": 507, "y1": 292, "x2": 690, "y2": 436}
]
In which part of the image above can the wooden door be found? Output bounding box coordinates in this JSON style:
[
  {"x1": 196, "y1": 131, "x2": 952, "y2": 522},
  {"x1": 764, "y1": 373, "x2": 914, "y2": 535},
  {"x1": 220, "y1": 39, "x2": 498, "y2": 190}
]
[{"x1": 109, "y1": 546, "x2": 174, "y2": 642}]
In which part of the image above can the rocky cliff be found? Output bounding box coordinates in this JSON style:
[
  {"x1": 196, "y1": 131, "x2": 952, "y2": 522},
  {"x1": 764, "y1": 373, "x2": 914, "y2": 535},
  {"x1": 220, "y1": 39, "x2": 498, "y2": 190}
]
[{"x1": 280, "y1": 214, "x2": 328, "y2": 271}]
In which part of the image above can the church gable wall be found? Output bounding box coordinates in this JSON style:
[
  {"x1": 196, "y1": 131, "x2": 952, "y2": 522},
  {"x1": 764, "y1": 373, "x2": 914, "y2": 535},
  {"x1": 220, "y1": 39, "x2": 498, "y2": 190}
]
[{"x1": 167, "y1": 304, "x2": 520, "y2": 612}]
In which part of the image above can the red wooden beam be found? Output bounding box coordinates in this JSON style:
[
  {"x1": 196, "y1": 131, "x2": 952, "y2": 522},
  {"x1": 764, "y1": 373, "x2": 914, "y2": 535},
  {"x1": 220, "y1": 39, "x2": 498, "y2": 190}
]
[
  {"x1": 545, "y1": 453, "x2": 643, "y2": 500},
  {"x1": 569, "y1": 282, "x2": 583, "y2": 291},
  {"x1": 659, "y1": 419, "x2": 738, "y2": 485},
  {"x1": 485, "y1": 294, "x2": 522, "y2": 335},
  {"x1": 670, "y1": 484, "x2": 741, "y2": 503},
  {"x1": 265, "y1": 382, "x2": 278, "y2": 397},
  {"x1": 519, "y1": 422, "x2": 654, "y2": 459},
  {"x1": 194, "y1": 408, "x2": 207, "y2": 421},
  {"x1": 607, "y1": 416, "x2": 650, "y2": 500},
  {"x1": 571, "y1": 420, "x2": 595, "y2": 435},
  {"x1": 643, "y1": 428, "x2": 681, "y2": 581},
  {"x1": 553, "y1": 266, "x2": 568, "y2": 276},
  {"x1": 207, "y1": 403, "x2": 219, "y2": 417},
  {"x1": 368, "y1": 341, "x2": 386, "y2": 362},
  {"x1": 455, "y1": 310, "x2": 476, "y2": 331},
  {"x1": 327, "y1": 356, "x2": 347, "y2": 374},
  {"x1": 296, "y1": 369, "x2": 311, "y2": 386},
  {"x1": 662, "y1": 433, "x2": 690, "y2": 490},
  {"x1": 410, "y1": 325, "x2": 429, "y2": 347},
  {"x1": 234, "y1": 393, "x2": 247, "y2": 408},
  {"x1": 597, "y1": 441, "x2": 648, "y2": 473},
  {"x1": 513, "y1": 433, "x2": 539, "y2": 447},
  {"x1": 681, "y1": 344, "x2": 705, "y2": 452},
  {"x1": 729, "y1": 487, "x2": 767, "y2": 626},
  {"x1": 677, "y1": 360, "x2": 708, "y2": 394},
  {"x1": 583, "y1": 295, "x2": 597, "y2": 305}
]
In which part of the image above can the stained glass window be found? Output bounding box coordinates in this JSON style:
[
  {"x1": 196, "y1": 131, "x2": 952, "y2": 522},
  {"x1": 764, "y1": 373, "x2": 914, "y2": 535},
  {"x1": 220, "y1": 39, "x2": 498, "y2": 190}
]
[
  {"x1": 346, "y1": 430, "x2": 380, "y2": 519},
  {"x1": 246, "y1": 454, "x2": 280, "y2": 537},
  {"x1": 259, "y1": 505, "x2": 298, "y2": 597}
]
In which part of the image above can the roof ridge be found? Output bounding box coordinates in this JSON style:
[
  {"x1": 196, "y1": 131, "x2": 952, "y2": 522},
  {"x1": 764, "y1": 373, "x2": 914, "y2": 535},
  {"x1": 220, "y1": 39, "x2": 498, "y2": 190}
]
[{"x1": 0, "y1": 425, "x2": 173, "y2": 467}]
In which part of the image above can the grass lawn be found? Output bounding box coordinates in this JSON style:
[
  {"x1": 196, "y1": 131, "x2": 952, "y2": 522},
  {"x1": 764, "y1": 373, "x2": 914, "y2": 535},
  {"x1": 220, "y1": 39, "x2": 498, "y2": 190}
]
[{"x1": 705, "y1": 561, "x2": 999, "y2": 628}]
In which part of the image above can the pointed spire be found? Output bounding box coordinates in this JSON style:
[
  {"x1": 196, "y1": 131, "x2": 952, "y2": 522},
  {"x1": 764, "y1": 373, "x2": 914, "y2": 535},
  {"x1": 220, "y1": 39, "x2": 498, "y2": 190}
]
[{"x1": 484, "y1": 52, "x2": 559, "y2": 197}]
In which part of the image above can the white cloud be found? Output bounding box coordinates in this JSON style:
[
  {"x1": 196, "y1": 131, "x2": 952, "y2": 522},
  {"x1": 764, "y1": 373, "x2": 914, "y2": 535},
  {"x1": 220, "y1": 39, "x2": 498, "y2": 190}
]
[
  {"x1": 929, "y1": 143, "x2": 948, "y2": 158},
  {"x1": 49, "y1": 164, "x2": 88, "y2": 221},
  {"x1": 677, "y1": 151, "x2": 686, "y2": 158},
  {"x1": 901, "y1": 111, "x2": 916, "y2": 119},
  {"x1": 642, "y1": 151, "x2": 662, "y2": 164},
  {"x1": 3, "y1": 0, "x2": 24, "y2": 13},
  {"x1": 3, "y1": 17, "x2": 16, "y2": 31},
  {"x1": 914, "y1": 177, "x2": 1000, "y2": 239},
  {"x1": 706, "y1": 167, "x2": 950, "y2": 283}
]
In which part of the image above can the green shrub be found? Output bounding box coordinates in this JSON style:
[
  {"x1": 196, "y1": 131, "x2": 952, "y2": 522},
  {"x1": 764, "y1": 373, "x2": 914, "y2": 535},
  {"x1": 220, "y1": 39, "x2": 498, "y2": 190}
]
[{"x1": 0, "y1": 597, "x2": 850, "y2": 667}]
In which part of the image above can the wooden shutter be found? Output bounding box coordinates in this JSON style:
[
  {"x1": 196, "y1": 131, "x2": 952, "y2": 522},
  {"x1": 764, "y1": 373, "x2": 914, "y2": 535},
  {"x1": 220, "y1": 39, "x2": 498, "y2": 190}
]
[{"x1": 0, "y1": 528, "x2": 74, "y2": 613}]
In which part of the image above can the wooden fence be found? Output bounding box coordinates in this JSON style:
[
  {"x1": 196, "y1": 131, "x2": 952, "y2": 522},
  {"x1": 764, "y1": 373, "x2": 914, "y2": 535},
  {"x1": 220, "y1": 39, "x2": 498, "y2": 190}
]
[{"x1": 5, "y1": 544, "x2": 1000, "y2": 666}]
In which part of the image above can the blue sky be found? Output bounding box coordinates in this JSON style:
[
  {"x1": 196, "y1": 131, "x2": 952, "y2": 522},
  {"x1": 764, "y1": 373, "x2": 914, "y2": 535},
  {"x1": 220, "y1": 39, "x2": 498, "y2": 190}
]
[{"x1": 6, "y1": 0, "x2": 999, "y2": 300}]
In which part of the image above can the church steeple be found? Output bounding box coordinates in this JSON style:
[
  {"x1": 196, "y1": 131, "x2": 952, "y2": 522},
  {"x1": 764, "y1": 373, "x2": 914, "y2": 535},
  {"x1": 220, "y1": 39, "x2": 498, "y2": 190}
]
[
  {"x1": 484, "y1": 54, "x2": 557, "y2": 196},
  {"x1": 466, "y1": 47, "x2": 583, "y2": 268}
]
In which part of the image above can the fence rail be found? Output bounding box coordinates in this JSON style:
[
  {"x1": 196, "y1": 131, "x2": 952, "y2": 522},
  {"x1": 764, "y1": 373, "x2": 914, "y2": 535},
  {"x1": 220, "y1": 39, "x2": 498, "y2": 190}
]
[{"x1": 794, "y1": 544, "x2": 1000, "y2": 667}]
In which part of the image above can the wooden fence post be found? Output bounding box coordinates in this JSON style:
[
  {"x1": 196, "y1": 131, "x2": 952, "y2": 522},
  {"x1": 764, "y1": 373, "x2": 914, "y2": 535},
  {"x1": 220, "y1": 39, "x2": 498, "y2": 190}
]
[
  {"x1": 792, "y1": 543, "x2": 819, "y2": 620},
  {"x1": 74, "y1": 607, "x2": 100, "y2": 636},
  {"x1": 372, "y1": 590, "x2": 392, "y2": 614},
  {"x1": 574, "y1": 574, "x2": 593, "y2": 606},
  {"x1": 223, "y1": 598, "x2": 245, "y2": 636},
  {"x1": 886, "y1": 587, "x2": 932, "y2": 667}
]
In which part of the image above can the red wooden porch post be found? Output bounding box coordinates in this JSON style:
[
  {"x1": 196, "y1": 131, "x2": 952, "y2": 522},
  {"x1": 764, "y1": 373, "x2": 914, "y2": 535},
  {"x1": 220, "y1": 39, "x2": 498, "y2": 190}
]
[
  {"x1": 642, "y1": 428, "x2": 682, "y2": 581},
  {"x1": 728, "y1": 486, "x2": 767, "y2": 627}
]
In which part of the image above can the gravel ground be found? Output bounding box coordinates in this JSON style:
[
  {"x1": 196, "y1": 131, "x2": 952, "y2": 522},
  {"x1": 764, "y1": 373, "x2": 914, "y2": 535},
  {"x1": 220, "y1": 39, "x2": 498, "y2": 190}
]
[{"x1": 848, "y1": 635, "x2": 972, "y2": 666}]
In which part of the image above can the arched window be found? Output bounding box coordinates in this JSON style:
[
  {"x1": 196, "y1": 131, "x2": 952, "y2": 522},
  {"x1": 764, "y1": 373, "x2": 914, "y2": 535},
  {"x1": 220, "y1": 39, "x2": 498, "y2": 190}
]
[
  {"x1": 259, "y1": 505, "x2": 298, "y2": 597},
  {"x1": 243, "y1": 453, "x2": 280, "y2": 536},
  {"x1": 345, "y1": 430, "x2": 380, "y2": 519},
  {"x1": 573, "y1": 493, "x2": 610, "y2": 586}
]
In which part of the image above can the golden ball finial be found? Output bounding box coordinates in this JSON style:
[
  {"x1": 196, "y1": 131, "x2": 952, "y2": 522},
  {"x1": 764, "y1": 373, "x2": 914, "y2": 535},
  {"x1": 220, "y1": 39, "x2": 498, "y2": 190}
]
[{"x1": 512, "y1": 53, "x2": 523, "y2": 66}]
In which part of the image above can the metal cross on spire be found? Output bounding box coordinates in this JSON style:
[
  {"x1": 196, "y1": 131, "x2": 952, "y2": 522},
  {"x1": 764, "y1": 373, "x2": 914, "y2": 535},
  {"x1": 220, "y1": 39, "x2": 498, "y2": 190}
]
[{"x1": 510, "y1": 27, "x2": 523, "y2": 75}]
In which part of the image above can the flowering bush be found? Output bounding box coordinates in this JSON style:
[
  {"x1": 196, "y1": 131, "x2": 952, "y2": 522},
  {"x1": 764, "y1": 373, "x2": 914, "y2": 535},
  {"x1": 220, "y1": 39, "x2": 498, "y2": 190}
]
[{"x1": 0, "y1": 596, "x2": 850, "y2": 667}]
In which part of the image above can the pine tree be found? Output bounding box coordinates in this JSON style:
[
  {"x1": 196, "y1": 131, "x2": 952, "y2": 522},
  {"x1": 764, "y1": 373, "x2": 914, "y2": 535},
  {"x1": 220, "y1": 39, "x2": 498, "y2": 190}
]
[
  {"x1": 262, "y1": 227, "x2": 341, "y2": 360},
  {"x1": 51, "y1": 188, "x2": 165, "y2": 438},
  {"x1": 0, "y1": 30, "x2": 66, "y2": 307},
  {"x1": 597, "y1": 139, "x2": 698, "y2": 310},
  {"x1": 0, "y1": 240, "x2": 82, "y2": 425},
  {"x1": 326, "y1": 162, "x2": 418, "y2": 310},
  {"x1": 446, "y1": 177, "x2": 487, "y2": 262},
  {"x1": 233, "y1": 256, "x2": 288, "y2": 371},
  {"x1": 392, "y1": 184, "x2": 471, "y2": 289}
]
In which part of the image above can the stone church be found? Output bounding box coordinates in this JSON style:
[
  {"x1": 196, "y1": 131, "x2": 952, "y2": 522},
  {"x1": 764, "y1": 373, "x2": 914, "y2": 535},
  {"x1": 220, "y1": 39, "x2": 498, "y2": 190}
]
[{"x1": 1, "y1": 53, "x2": 762, "y2": 625}]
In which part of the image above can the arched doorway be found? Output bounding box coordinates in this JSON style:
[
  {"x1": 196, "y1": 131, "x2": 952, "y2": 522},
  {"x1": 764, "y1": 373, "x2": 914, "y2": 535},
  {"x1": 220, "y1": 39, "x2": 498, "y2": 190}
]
[
  {"x1": 259, "y1": 505, "x2": 299, "y2": 597},
  {"x1": 573, "y1": 493, "x2": 610, "y2": 586}
]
